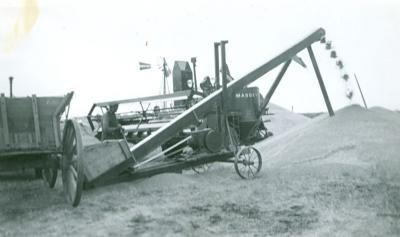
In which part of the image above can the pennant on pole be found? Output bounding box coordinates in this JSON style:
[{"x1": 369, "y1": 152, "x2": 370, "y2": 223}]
[{"x1": 139, "y1": 62, "x2": 151, "y2": 70}]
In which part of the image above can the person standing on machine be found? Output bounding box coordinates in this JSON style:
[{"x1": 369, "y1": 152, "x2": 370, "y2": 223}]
[{"x1": 200, "y1": 76, "x2": 214, "y2": 96}]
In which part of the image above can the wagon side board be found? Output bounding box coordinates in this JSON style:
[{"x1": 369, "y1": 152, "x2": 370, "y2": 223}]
[
  {"x1": 0, "y1": 154, "x2": 59, "y2": 170},
  {"x1": 0, "y1": 92, "x2": 73, "y2": 161}
]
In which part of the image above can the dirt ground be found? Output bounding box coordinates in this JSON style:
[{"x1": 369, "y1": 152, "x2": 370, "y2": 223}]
[{"x1": 1, "y1": 105, "x2": 399, "y2": 236}]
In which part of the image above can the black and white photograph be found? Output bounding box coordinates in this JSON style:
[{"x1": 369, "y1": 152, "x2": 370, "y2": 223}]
[{"x1": 0, "y1": 0, "x2": 399, "y2": 236}]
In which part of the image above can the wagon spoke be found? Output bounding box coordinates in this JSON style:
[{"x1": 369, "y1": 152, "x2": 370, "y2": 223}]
[
  {"x1": 247, "y1": 153, "x2": 252, "y2": 165},
  {"x1": 71, "y1": 154, "x2": 78, "y2": 165},
  {"x1": 72, "y1": 143, "x2": 77, "y2": 154},
  {"x1": 67, "y1": 172, "x2": 77, "y2": 202},
  {"x1": 68, "y1": 127, "x2": 76, "y2": 142},
  {"x1": 249, "y1": 165, "x2": 255, "y2": 177},
  {"x1": 72, "y1": 139, "x2": 77, "y2": 151},
  {"x1": 70, "y1": 166, "x2": 78, "y2": 180},
  {"x1": 248, "y1": 152, "x2": 256, "y2": 165},
  {"x1": 66, "y1": 140, "x2": 76, "y2": 156},
  {"x1": 65, "y1": 126, "x2": 74, "y2": 144},
  {"x1": 243, "y1": 155, "x2": 249, "y2": 166},
  {"x1": 238, "y1": 156, "x2": 245, "y2": 165},
  {"x1": 240, "y1": 166, "x2": 246, "y2": 175},
  {"x1": 248, "y1": 149, "x2": 254, "y2": 158}
]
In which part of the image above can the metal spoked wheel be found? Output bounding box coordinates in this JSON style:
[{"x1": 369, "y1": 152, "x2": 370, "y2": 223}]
[
  {"x1": 234, "y1": 146, "x2": 262, "y2": 179},
  {"x1": 62, "y1": 119, "x2": 84, "y2": 207}
]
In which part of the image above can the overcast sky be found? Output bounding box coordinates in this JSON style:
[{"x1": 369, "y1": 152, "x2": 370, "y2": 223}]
[{"x1": 0, "y1": 0, "x2": 399, "y2": 116}]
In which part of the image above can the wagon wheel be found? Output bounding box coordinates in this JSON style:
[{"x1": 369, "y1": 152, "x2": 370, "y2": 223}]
[
  {"x1": 234, "y1": 146, "x2": 262, "y2": 179},
  {"x1": 42, "y1": 168, "x2": 58, "y2": 188},
  {"x1": 41, "y1": 154, "x2": 58, "y2": 188},
  {"x1": 62, "y1": 119, "x2": 84, "y2": 207}
]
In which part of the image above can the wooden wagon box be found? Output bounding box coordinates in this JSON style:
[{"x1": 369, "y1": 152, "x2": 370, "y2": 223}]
[{"x1": 0, "y1": 92, "x2": 73, "y2": 166}]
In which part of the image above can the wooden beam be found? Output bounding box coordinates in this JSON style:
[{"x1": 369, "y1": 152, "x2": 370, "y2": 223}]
[
  {"x1": 0, "y1": 155, "x2": 59, "y2": 170},
  {"x1": 0, "y1": 149, "x2": 55, "y2": 157},
  {"x1": 31, "y1": 95, "x2": 41, "y2": 147},
  {"x1": 307, "y1": 45, "x2": 335, "y2": 116},
  {"x1": 260, "y1": 60, "x2": 292, "y2": 112},
  {"x1": 0, "y1": 93, "x2": 10, "y2": 147}
]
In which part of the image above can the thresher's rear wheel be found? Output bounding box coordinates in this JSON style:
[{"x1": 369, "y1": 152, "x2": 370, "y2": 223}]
[
  {"x1": 234, "y1": 146, "x2": 262, "y2": 179},
  {"x1": 62, "y1": 119, "x2": 84, "y2": 207}
]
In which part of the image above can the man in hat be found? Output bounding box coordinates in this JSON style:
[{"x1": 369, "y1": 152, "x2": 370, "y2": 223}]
[{"x1": 101, "y1": 104, "x2": 123, "y2": 141}]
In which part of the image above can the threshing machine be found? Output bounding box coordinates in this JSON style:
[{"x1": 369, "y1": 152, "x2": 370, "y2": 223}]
[
  {"x1": 0, "y1": 27, "x2": 335, "y2": 207},
  {"x1": 61, "y1": 27, "x2": 334, "y2": 207}
]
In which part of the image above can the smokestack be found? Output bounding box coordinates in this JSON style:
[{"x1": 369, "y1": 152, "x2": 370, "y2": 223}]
[{"x1": 9, "y1": 76, "x2": 13, "y2": 98}]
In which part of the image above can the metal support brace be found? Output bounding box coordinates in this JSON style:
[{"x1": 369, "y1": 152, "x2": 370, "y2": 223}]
[
  {"x1": 307, "y1": 45, "x2": 335, "y2": 116},
  {"x1": 214, "y1": 43, "x2": 220, "y2": 89},
  {"x1": 220, "y1": 41, "x2": 229, "y2": 113},
  {"x1": 220, "y1": 41, "x2": 229, "y2": 149},
  {"x1": 354, "y1": 74, "x2": 368, "y2": 109},
  {"x1": 260, "y1": 60, "x2": 292, "y2": 112},
  {"x1": 214, "y1": 42, "x2": 223, "y2": 133},
  {"x1": 191, "y1": 57, "x2": 198, "y2": 92}
]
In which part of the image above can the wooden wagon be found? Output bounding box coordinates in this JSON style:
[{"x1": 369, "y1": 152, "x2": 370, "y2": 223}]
[{"x1": 0, "y1": 92, "x2": 73, "y2": 188}]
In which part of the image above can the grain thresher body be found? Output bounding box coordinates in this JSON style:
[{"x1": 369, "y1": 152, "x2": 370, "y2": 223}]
[{"x1": 229, "y1": 87, "x2": 261, "y2": 141}]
